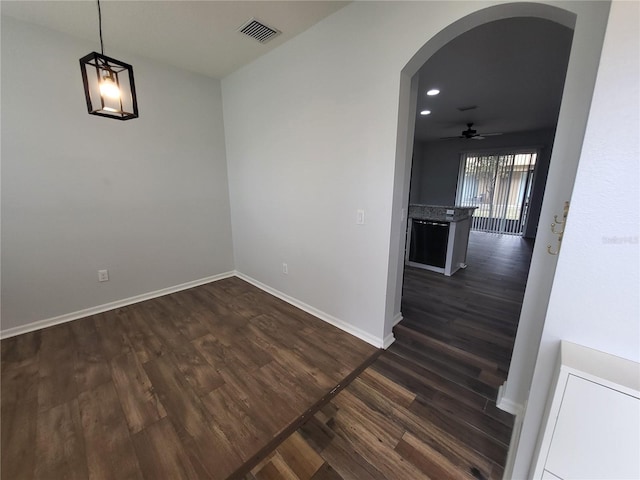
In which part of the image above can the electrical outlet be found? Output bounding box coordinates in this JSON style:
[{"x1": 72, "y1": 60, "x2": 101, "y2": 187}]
[
  {"x1": 98, "y1": 269, "x2": 109, "y2": 282},
  {"x1": 356, "y1": 209, "x2": 365, "y2": 225},
  {"x1": 282, "y1": 263, "x2": 288, "y2": 275}
]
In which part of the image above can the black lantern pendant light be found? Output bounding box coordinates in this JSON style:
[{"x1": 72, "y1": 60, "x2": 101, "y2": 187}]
[{"x1": 79, "y1": 0, "x2": 138, "y2": 120}]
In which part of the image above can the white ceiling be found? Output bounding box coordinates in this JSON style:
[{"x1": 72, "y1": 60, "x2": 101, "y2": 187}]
[
  {"x1": 1, "y1": 0, "x2": 348, "y2": 79},
  {"x1": 415, "y1": 17, "x2": 573, "y2": 142},
  {"x1": 2, "y1": 3, "x2": 573, "y2": 142}
]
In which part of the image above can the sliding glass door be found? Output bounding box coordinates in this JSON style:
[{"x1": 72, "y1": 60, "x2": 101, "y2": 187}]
[{"x1": 456, "y1": 150, "x2": 537, "y2": 235}]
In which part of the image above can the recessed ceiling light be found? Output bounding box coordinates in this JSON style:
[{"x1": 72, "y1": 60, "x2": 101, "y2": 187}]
[
  {"x1": 420, "y1": 110, "x2": 431, "y2": 116},
  {"x1": 426, "y1": 89, "x2": 440, "y2": 96}
]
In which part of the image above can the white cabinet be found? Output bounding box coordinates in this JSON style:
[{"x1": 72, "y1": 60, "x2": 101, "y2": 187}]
[{"x1": 531, "y1": 341, "x2": 640, "y2": 479}]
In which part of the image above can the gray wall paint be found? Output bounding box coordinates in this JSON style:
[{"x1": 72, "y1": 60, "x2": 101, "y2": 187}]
[
  {"x1": 222, "y1": 1, "x2": 503, "y2": 345},
  {"x1": 2, "y1": 3, "x2": 632, "y2": 476},
  {"x1": 1, "y1": 17, "x2": 234, "y2": 330},
  {"x1": 411, "y1": 129, "x2": 556, "y2": 237},
  {"x1": 222, "y1": 1, "x2": 617, "y2": 474},
  {"x1": 410, "y1": 140, "x2": 461, "y2": 206}
]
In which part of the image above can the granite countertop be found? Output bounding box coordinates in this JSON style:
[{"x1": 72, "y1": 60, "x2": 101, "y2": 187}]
[{"x1": 408, "y1": 204, "x2": 477, "y2": 222}]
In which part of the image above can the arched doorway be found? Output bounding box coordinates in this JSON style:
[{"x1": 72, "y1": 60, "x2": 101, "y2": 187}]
[{"x1": 386, "y1": 2, "x2": 611, "y2": 476}]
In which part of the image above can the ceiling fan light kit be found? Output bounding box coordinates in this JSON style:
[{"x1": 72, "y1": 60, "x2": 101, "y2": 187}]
[{"x1": 79, "y1": 0, "x2": 138, "y2": 120}]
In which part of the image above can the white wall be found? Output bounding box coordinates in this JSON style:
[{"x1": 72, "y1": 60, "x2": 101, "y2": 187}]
[
  {"x1": 514, "y1": 1, "x2": 640, "y2": 477},
  {"x1": 411, "y1": 129, "x2": 555, "y2": 239},
  {"x1": 1, "y1": 16, "x2": 234, "y2": 333},
  {"x1": 222, "y1": 1, "x2": 611, "y2": 352},
  {"x1": 222, "y1": 1, "x2": 618, "y2": 475},
  {"x1": 222, "y1": 0, "x2": 498, "y2": 346}
]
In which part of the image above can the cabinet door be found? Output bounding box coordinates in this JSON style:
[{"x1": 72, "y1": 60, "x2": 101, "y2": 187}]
[{"x1": 545, "y1": 375, "x2": 640, "y2": 479}]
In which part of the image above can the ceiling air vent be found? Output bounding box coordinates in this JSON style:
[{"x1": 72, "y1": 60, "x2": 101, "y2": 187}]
[{"x1": 238, "y1": 19, "x2": 281, "y2": 44}]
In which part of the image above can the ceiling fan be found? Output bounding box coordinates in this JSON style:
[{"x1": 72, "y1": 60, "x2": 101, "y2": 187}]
[{"x1": 440, "y1": 123, "x2": 503, "y2": 140}]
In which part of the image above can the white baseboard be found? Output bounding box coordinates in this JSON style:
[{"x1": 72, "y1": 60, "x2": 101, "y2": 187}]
[
  {"x1": 502, "y1": 405, "x2": 525, "y2": 480},
  {"x1": 393, "y1": 312, "x2": 403, "y2": 326},
  {"x1": 2, "y1": 270, "x2": 389, "y2": 350},
  {"x1": 497, "y1": 380, "x2": 526, "y2": 480},
  {"x1": 497, "y1": 381, "x2": 524, "y2": 416},
  {"x1": 382, "y1": 332, "x2": 396, "y2": 349},
  {"x1": 235, "y1": 271, "x2": 387, "y2": 349},
  {"x1": 0, "y1": 271, "x2": 235, "y2": 339}
]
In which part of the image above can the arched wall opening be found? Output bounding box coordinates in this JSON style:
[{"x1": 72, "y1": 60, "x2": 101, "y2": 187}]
[
  {"x1": 386, "y1": 1, "x2": 610, "y2": 477},
  {"x1": 387, "y1": 1, "x2": 576, "y2": 344}
]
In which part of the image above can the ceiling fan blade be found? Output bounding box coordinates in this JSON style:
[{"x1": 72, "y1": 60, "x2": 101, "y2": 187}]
[{"x1": 437, "y1": 127, "x2": 502, "y2": 141}]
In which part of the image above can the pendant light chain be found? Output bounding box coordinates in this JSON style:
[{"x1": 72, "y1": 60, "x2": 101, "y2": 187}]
[{"x1": 97, "y1": 0, "x2": 104, "y2": 55}]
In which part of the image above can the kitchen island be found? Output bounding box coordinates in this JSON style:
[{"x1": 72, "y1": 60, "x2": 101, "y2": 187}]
[{"x1": 405, "y1": 205, "x2": 477, "y2": 276}]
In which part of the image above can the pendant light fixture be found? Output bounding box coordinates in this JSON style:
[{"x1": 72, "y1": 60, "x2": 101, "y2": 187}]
[{"x1": 79, "y1": 0, "x2": 138, "y2": 120}]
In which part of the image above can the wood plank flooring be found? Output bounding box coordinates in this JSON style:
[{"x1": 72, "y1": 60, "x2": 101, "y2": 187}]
[
  {"x1": 248, "y1": 232, "x2": 533, "y2": 480},
  {"x1": 400, "y1": 232, "x2": 533, "y2": 378},
  {"x1": 3, "y1": 232, "x2": 533, "y2": 479},
  {"x1": 1, "y1": 277, "x2": 378, "y2": 480}
]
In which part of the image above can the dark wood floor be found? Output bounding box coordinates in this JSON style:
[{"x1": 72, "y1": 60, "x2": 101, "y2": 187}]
[
  {"x1": 2, "y1": 232, "x2": 533, "y2": 479},
  {"x1": 400, "y1": 231, "x2": 534, "y2": 378},
  {"x1": 248, "y1": 231, "x2": 533, "y2": 479},
  {"x1": 1, "y1": 277, "x2": 378, "y2": 480}
]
